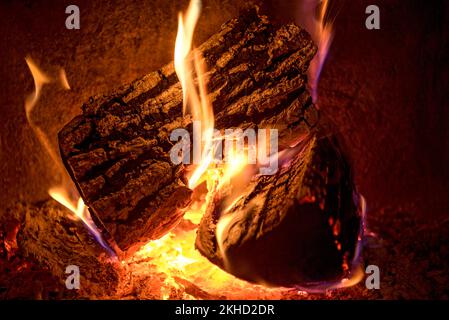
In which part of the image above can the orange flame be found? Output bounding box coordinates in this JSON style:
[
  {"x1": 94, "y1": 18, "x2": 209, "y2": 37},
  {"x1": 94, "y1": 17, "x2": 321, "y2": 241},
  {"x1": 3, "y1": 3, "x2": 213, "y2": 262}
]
[
  {"x1": 23, "y1": 0, "x2": 361, "y2": 298},
  {"x1": 131, "y1": 0, "x2": 281, "y2": 298},
  {"x1": 24, "y1": 57, "x2": 114, "y2": 255},
  {"x1": 132, "y1": 0, "x2": 362, "y2": 297},
  {"x1": 133, "y1": 211, "x2": 285, "y2": 299},
  {"x1": 172, "y1": 0, "x2": 251, "y2": 273},
  {"x1": 24, "y1": 57, "x2": 59, "y2": 166},
  {"x1": 174, "y1": 0, "x2": 218, "y2": 190},
  {"x1": 174, "y1": 0, "x2": 250, "y2": 190}
]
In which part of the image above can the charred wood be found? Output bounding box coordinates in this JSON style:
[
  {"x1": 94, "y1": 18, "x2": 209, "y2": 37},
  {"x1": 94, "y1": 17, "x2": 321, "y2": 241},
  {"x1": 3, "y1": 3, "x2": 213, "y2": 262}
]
[{"x1": 58, "y1": 7, "x2": 318, "y2": 254}]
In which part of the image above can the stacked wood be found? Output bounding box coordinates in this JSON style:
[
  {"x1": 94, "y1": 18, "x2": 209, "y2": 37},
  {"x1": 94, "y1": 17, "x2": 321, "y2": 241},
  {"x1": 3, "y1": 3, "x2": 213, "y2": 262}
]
[
  {"x1": 195, "y1": 135, "x2": 364, "y2": 288},
  {"x1": 58, "y1": 7, "x2": 318, "y2": 255}
]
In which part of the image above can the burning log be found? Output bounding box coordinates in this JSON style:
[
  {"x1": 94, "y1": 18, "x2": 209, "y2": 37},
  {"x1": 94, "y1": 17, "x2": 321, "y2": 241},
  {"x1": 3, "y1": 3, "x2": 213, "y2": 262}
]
[
  {"x1": 58, "y1": 7, "x2": 318, "y2": 255},
  {"x1": 195, "y1": 135, "x2": 364, "y2": 288}
]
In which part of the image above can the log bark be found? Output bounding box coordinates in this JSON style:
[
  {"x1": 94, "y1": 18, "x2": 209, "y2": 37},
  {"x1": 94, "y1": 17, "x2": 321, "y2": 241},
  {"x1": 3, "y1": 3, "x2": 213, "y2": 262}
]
[
  {"x1": 58, "y1": 7, "x2": 318, "y2": 254},
  {"x1": 195, "y1": 135, "x2": 364, "y2": 288}
]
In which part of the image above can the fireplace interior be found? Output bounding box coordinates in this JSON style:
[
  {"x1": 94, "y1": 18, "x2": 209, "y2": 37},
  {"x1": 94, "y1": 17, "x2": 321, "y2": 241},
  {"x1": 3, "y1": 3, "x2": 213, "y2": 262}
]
[{"x1": 0, "y1": 0, "x2": 448, "y2": 300}]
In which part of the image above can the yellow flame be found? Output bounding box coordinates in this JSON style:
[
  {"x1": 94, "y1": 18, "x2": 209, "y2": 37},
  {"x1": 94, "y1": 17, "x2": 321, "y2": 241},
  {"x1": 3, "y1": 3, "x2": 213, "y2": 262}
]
[
  {"x1": 137, "y1": 1, "x2": 360, "y2": 296},
  {"x1": 24, "y1": 57, "x2": 111, "y2": 253},
  {"x1": 174, "y1": 0, "x2": 218, "y2": 190},
  {"x1": 59, "y1": 69, "x2": 71, "y2": 90},
  {"x1": 24, "y1": 57, "x2": 62, "y2": 167},
  {"x1": 133, "y1": 217, "x2": 284, "y2": 299},
  {"x1": 131, "y1": 0, "x2": 279, "y2": 298},
  {"x1": 174, "y1": 0, "x2": 201, "y2": 115},
  {"x1": 23, "y1": 2, "x2": 360, "y2": 297},
  {"x1": 217, "y1": 145, "x2": 248, "y2": 191},
  {"x1": 25, "y1": 57, "x2": 51, "y2": 120},
  {"x1": 48, "y1": 187, "x2": 101, "y2": 240},
  {"x1": 174, "y1": 0, "x2": 250, "y2": 192}
]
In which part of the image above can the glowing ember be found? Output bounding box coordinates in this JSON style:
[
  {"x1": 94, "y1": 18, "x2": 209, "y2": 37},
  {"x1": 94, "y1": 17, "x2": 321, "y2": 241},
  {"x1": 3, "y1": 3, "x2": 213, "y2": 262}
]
[
  {"x1": 24, "y1": 0, "x2": 363, "y2": 298},
  {"x1": 127, "y1": 0, "x2": 284, "y2": 297},
  {"x1": 132, "y1": 210, "x2": 286, "y2": 299}
]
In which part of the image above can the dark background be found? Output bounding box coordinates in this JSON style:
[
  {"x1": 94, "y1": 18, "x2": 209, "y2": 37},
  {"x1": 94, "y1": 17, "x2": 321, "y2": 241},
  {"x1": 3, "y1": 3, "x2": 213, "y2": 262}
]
[{"x1": 0, "y1": 1, "x2": 448, "y2": 227}]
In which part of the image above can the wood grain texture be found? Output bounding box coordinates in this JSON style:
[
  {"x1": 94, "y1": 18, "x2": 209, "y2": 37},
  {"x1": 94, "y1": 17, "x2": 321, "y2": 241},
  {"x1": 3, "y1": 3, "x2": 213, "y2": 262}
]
[
  {"x1": 195, "y1": 135, "x2": 364, "y2": 288},
  {"x1": 58, "y1": 7, "x2": 317, "y2": 254}
]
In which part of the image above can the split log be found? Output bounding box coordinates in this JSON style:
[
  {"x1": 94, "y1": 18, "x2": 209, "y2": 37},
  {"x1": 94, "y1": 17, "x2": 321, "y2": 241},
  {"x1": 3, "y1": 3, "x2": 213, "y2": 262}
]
[
  {"x1": 195, "y1": 135, "x2": 364, "y2": 288},
  {"x1": 58, "y1": 7, "x2": 318, "y2": 254}
]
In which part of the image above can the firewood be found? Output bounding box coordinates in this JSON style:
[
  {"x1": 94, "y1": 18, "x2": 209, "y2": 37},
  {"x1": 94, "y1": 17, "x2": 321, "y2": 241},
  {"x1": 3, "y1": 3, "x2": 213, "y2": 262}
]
[
  {"x1": 195, "y1": 135, "x2": 364, "y2": 288},
  {"x1": 58, "y1": 7, "x2": 318, "y2": 254}
]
